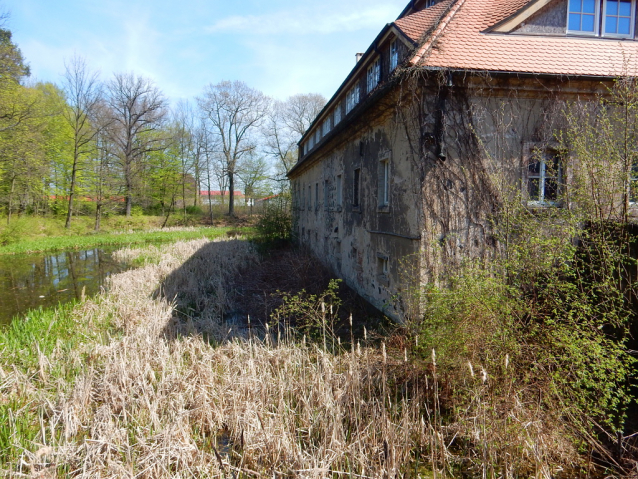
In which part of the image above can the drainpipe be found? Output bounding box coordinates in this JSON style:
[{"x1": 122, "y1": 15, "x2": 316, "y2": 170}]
[{"x1": 434, "y1": 71, "x2": 453, "y2": 161}]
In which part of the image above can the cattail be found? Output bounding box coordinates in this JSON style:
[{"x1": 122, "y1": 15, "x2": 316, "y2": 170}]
[
  {"x1": 505, "y1": 354, "x2": 509, "y2": 370},
  {"x1": 468, "y1": 361, "x2": 474, "y2": 378},
  {"x1": 364, "y1": 326, "x2": 368, "y2": 342},
  {"x1": 404, "y1": 348, "x2": 408, "y2": 363},
  {"x1": 349, "y1": 314, "x2": 353, "y2": 328},
  {"x1": 382, "y1": 342, "x2": 387, "y2": 363},
  {"x1": 431, "y1": 348, "x2": 436, "y2": 367},
  {"x1": 481, "y1": 367, "x2": 488, "y2": 384},
  {"x1": 357, "y1": 341, "x2": 361, "y2": 356},
  {"x1": 321, "y1": 301, "x2": 325, "y2": 313}
]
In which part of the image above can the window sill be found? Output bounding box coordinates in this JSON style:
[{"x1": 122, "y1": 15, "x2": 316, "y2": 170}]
[
  {"x1": 352, "y1": 206, "x2": 362, "y2": 213},
  {"x1": 378, "y1": 204, "x2": 390, "y2": 213}
]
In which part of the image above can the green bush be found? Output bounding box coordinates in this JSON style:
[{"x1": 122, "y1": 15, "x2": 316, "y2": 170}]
[{"x1": 255, "y1": 197, "x2": 292, "y2": 245}]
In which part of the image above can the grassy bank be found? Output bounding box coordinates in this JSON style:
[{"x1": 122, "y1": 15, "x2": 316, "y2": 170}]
[
  {"x1": 0, "y1": 238, "x2": 620, "y2": 477},
  {"x1": 0, "y1": 226, "x2": 250, "y2": 255}
]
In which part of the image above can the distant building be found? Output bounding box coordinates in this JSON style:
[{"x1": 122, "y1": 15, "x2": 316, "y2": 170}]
[{"x1": 200, "y1": 190, "x2": 245, "y2": 205}]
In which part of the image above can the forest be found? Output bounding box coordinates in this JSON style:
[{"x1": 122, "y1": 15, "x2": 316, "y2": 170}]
[{"x1": 0, "y1": 22, "x2": 325, "y2": 229}]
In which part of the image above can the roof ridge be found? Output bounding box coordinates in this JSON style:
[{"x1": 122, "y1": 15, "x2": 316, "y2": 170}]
[{"x1": 409, "y1": 0, "x2": 467, "y2": 66}]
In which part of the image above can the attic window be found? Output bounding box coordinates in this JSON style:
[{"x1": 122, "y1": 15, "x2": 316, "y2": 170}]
[
  {"x1": 367, "y1": 58, "x2": 381, "y2": 93},
  {"x1": 346, "y1": 83, "x2": 360, "y2": 113},
  {"x1": 390, "y1": 40, "x2": 399, "y2": 71},
  {"x1": 567, "y1": 0, "x2": 635, "y2": 38}
]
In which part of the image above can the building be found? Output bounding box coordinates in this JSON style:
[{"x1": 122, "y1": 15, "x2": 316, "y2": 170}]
[
  {"x1": 200, "y1": 190, "x2": 245, "y2": 205},
  {"x1": 287, "y1": 0, "x2": 638, "y2": 319}
]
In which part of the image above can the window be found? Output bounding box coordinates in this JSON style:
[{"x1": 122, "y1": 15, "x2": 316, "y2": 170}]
[
  {"x1": 315, "y1": 183, "x2": 319, "y2": 210},
  {"x1": 568, "y1": 0, "x2": 599, "y2": 34},
  {"x1": 309, "y1": 134, "x2": 315, "y2": 149},
  {"x1": 603, "y1": 0, "x2": 634, "y2": 36},
  {"x1": 324, "y1": 180, "x2": 329, "y2": 210},
  {"x1": 390, "y1": 40, "x2": 399, "y2": 71},
  {"x1": 353, "y1": 168, "x2": 361, "y2": 207},
  {"x1": 379, "y1": 159, "x2": 390, "y2": 207},
  {"x1": 346, "y1": 83, "x2": 360, "y2": 114},
  {"x1": 334, "y1": 102, "x2": 342, "y2": 125},
  {"x1": 377, "y1": 253, "x2": 389, "y2": 280},
  {"x1": 308, "y1": 185, "x2": 312, "y2": 210},
  {"x1": 567, "y1": 0, "x2": 635, "y2": 37},
  {"x1": 526, "y1": 149, "x2": 563, "y2": 205},
  {"x1": 367, "y1": 58, "x2": 380, "y2": 93},
  {"x1": 336, "y1": 174, "x2": 343, "y2": 207},
  {"x1": 315, "y1": 129, "x2": 321, "y2": 144},
  {"x1": 322, "y1": 117, "x2": 331, "y2": 136}
]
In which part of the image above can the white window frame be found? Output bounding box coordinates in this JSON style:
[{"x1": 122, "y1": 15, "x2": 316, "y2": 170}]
[
  {"x1": 322, "y1": 117, "x2": 331, "y2": 136},
  {"x1": 390, "y1": 40, "x2": 399, "y2": 71},
  {"x1": 566, "y1": 0, "x2": 600, "y2": 35},
  {"x1": 379, "y1": 158, "x2": 390, "y2": 208},
  {"x1": 524, "y1": 145, "x2": 563, "y2": 206},
  {"x1": 602, "y1": 0, "x2": 635, "y2": 38},
  {"x1": 346, "y1": 83, "x2": 360, "y2": 114},
  {"x1": 367, "y1": 58, "x2": 380, "y2": 93},
  {"x1": 334, "y1": 102, "x2": 342, "y2": 125}
]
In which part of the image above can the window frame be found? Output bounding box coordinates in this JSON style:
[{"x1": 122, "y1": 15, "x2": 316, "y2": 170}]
[
  {"x1": 523, "y1": 144, "x2": 564, "y2": 207},
  {"x1": 602, "y1": 0, "x2": 636, "y2": 38},
  {"x1": 378, "y1": 158, "x2": 390, "y2": 209},
  {"x1": 346, "y1": 83, "x2": 360, "y2": 114},
  {"x1": 334, "y1": 102, "x2": 342, "y2": 125},
  {"x1": 629, "y1": 163, "x2": 638, "y2": 205},
  {"x1": 367, "y1": 58, "x2": 381, "y2": 93},
  {"x1": 353, "y1": 167, "x2": 361, "y2": 208},
  {"x1": 390, "y1": 40, "x2": 399, "y2": 71},
  {"x1": 566, "y1": 0, "x2": 601, "y2": 35}
]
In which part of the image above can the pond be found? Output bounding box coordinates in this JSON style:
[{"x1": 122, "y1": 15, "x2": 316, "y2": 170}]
[{"x1": 0, "y1": 246, "x2": 129, "y2": 327}]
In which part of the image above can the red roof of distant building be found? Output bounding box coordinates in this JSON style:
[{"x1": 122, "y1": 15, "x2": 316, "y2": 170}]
[{"x1": 200, "y1": 190, "x2": 244, "y2": 197}]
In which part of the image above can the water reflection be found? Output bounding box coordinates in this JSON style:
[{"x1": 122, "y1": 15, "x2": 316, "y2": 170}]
[{"x1": 0, "y1": 246, "x2": 128, "y2": 327}]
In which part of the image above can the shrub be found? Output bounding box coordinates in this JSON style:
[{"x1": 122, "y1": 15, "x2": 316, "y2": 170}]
[{"x1": 255, "y1": 196, "x2": 292, "y2": 246}]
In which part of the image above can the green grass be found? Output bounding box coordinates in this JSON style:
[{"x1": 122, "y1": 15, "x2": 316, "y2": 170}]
[
  {"x1": 0, "y1": 226, "x2": 252, "y2": 255},
  {"x1": 0, "y1": 301, "x2": 116, "y2": 465}
]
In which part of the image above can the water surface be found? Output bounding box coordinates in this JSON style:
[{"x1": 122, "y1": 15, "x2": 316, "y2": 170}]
[{"x1": 0, "y1": 246, "x2": 128, "y2": 327}]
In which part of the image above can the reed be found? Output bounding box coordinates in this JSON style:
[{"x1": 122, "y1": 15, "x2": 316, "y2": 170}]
[{"x1": 0, "y1": 238, "x2": 590, "y2": 477}]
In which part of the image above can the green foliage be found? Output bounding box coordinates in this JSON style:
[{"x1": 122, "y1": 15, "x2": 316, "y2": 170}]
[
  {"x1": 255, "y1": 195, "x2": 292, "y2": 245},
  {"x1": 272, "y1": 279, "x2": 342, "y2": 347}
]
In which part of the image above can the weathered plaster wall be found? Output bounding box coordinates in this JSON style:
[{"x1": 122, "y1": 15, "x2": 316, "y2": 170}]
[{"x1": 515, "y1": 0, "x2": 567, "y2": 34}]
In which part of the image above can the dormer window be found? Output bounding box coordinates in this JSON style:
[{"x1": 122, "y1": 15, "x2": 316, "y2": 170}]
[
  {"x1": 367, "y1": 58, "x2": 381, "y2": 93},
  {"x1": 346, "y1": 83, "x2": 360, "y2": 114},
  {"x1": 390, "y1": 40, "x2": 399, "y2": 71},
  {"x1": 567, "y1": 0, "x2": 635, "y2": 38}
]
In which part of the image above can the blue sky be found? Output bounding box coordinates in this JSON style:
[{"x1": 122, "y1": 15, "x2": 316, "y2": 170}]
[{"x1": 5, "y1": 0, "x2": 407, "y2": 103}]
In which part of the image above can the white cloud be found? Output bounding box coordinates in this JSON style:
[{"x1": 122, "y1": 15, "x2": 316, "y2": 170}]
[{"x1": 206, "y1": 4, "x2": 401, "y2": 35}]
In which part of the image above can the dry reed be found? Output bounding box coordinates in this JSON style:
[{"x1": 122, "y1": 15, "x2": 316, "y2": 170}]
[{"x1": 0, "y1": 238, "x2": 585, "y2": 478}]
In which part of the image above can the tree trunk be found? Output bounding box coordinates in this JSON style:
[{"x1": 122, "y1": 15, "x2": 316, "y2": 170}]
[
  {"x1": 228, "y1": 172, "x2": 235, "y2": 217},
  {"x1": 65, "y1": 157, "x2": 78, "y2": 228},
  {"x1": 94, "y1": 203, "x2": 102, "y2": 231}
]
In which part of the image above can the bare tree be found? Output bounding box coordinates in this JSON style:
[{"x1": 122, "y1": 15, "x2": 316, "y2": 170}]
[
  {"x1": 263, "y1": 93, "x2": 326, "y2": 182},
  {"x1": 61, "y1": 55, "x2": 102, "y2": 228},
  {"x1": 106, "y1": 73, "x2": 167, "y2": 216},
  {"x1": 197, "y1": 80, "x2": 270, "y2": 216}
]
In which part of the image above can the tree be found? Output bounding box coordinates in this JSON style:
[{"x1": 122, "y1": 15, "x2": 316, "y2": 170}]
[
  {"x1": 105, "y1": 73, "x2": 167, "y2": 216},
  {"x1": 61, "y1": 55, "x2": 102, "y2": 228},
  {"x1": 197, "y1": 81, "x2": 270, "y2": 216},
  {"x1": 263, "y1": 93, "x2": 326, "y2": 186},
  {"x1": 237, "y1": 152, "x2": 270, "y2": 203}
]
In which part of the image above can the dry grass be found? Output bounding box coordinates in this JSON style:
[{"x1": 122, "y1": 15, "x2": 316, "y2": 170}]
[{"x1": 0, "y1": 238, "x2": 590, "y2": 478}]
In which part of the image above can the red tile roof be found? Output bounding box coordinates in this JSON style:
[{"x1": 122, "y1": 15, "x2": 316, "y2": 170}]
[
  {"x1": 405, "y1": 0, "x2": 638, "y2": 77},
  {"x1": 200, "y1": 190, "x2": 244, "y2": 196},
  {"x1": 394, "y1": 0, "x2": 455, "y2": 43}
]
